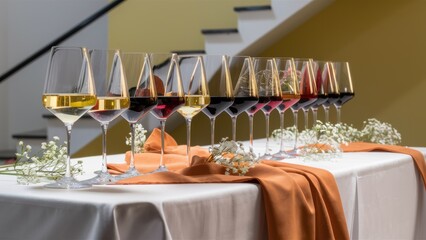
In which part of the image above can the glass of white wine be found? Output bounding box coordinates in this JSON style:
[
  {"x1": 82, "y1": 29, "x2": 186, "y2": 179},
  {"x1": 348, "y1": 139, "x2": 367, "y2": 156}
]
[
  {"x1": 177, "y1": 55, "x2": 210, "y2": 166},
  {"x1": 85, "y1": 49, "x2": 129, "y2": 184},
  {"x1": 42, "y1": 46, "x2": 97, "y2": 189}
]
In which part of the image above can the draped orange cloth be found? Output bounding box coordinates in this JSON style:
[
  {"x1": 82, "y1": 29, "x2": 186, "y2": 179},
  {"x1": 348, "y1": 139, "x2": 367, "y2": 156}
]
[
  {"x1": 341, "y1": 142, "x2": 426, "y2": 189},
  {"x1": 108, "y1": 129, "x2": 350, "y2": 240}
]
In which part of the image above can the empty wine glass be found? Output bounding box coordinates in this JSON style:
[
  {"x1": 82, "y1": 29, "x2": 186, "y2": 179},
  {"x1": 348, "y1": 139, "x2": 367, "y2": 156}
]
[
  {"x1": 333, "y1": 61, "x2": 354, "y2": 123},
  {"x1": 271, "y1": 57, "x2": 300, "y2": 160},
  {"x1": 225, "y1": 56, "x2": 258, "y2": 141},
  {"x1": 287, "y1": 58, "x2": 317, "y2": 156},
  {"x1": 177, "y1": 55, "x2": 210, "y2": 165},
  {"x1": 201, "y1": 55, "x2": 234, "y2": 149},
  {"x1": 42, "y1": 46, "x2": 96, "y2": 189},
  {"x1": 84, "y1": 49, "x2": 129, "y2": 184},
  {"x1": 119, "y1": 52, "x2": 158, "y2": 178},
  {"x1": 246, "y1": 57, "x2": 280, "y2": 157},
  {"x1": 309, "y1": 60, "x2": 339, "y2": 125},
  {"x1": 150, "y1": 53, "x2": 185, "y2": 172}
]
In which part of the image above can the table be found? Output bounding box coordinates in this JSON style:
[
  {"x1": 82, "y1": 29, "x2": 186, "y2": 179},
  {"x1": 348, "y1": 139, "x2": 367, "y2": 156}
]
[{"x1": 0, "y1": 140, "x2": 425, "y2": 240}]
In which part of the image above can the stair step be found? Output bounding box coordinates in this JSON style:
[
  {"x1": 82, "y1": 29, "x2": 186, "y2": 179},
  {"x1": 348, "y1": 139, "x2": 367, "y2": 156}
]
[
  {"x1": 234, "y1": 5, "x2": 271, "y2": 12},
  {"x1": 201, "y1": 28, "x2": 238, "y2": 35},
  {"x1": 12, "y1": 129, "x2": 47, "y2": 140},
  {"x1": 0, "y1": 149, "x2": 16, "y2": 161},
  {"x1": 173, "y1": 50, "x2": 206, "y2": 55}
]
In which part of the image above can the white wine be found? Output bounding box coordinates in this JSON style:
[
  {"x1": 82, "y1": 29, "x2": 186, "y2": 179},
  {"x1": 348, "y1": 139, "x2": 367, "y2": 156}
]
[
  {"x1": 178, "y1": 95, "x2": 210, "y2": 118},
  {"x1": 42, "y1": 93, "x2": 97, "y2": 125},
  {"x1": 88, "y1": 97, "x2": 130, "y2": 123}
]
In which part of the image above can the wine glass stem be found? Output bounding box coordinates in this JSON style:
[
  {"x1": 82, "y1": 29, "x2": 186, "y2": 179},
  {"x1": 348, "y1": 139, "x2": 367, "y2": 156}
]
[
  {"x1": 303, "y1": 109, "x2": 309, "y2": 129},
  {"x1": 264, "y1": 113, "x2": 270, "y2": 155},
  {"x1": 186, "y1": 118, "x2": 192, "y2": 166},
  {"x1": 129, "y1": 123, "x2": 136, "y2": 170},
  {"x1": 101, "y1": 123, "x2": 108, "y2": 174},
  {"x1": 336, "y1": 106, "x2": 342, "y2": 123},
  {"x1": 324, "y1": 106, "x2": 330, "y2": 122},
  {"x1": 231, "y1": 116, "x2": 237, "y2": 141},
  {"x1": 279, "y1": 110, "x2": 285, "y2": 152},
  {"x1": 65, "y1": 124, "x2": 72, "y2": 178},
  {"x1": 312, "y1": 108, "x2": 318, "y2": 125},
  {"x1": 248, "y1": 114, "x2": 254, "y2": 153},
  {"x1": 210, "y1": 117, "x2": 216, "y2": 149},
  {"x1": 292, "y1": 110, "x2": 299, "y2": 151},
  {"x1": 159, "y1": 119, "x2": 166, "y2": 168}
]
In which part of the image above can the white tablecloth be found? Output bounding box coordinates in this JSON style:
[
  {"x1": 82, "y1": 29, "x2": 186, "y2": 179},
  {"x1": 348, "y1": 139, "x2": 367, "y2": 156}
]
[{"x1": 0, "y1": 140, "x2": 425, "y2": 240}]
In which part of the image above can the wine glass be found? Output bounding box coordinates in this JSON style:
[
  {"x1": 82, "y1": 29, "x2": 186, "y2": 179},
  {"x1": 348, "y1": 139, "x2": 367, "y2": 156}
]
[
  {"x1": 287, "y1": 58, "x2": 317, "y2": 156},
  {"x1": 177, "y1": 55, "x2": 210, "y2": 166},
  {"x1": 84, "y1": 49, "x2": 129, "y2": 184},
  {"x1": 309, "y1": 60, "x2": 339, "y2": 125},
  {"x1": 332, "y1": 61, "x2": 354, "y2": 123},
  {"x1": 201, "y1": 55, "x2": 234, "y2": 149},
  {"x1": 119, "y1": 52, "x2": 158, "y2": 178},
  {"x1": 42, "y1": 46, "x2": 96, "y2": 189},
  {"x1": 246, "y1": 57, "x2": 279, "y2": 157},
  {"x1": 225, "y1": 56, "x2": 258, "y2": 141},
  {"x1": 150, "y1": 53, "x2": 185, "y2": 172},
  {"x1": 271, "y1": 57, "x2": 300, "y2": 160}
]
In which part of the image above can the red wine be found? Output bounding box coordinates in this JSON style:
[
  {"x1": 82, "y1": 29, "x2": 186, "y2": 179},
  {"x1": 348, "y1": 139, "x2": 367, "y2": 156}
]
[
  {"x1": 261, "y1": 96, "x2": 282, "y2": 114},
  {"x1": 225, "y1": 96, "x2": 258, "y2": 117},
  {"x1": 151, "y1": 96, "x2": 185, "y2": 120},
  {"x1": 291, "y1": 94, "x2": 317, "y2": 111},
  {"x1": 202, "y1": 96, "x2": 234, "y2": 118},
  {"x1": 246, "y1": 96, "x2": 270, "y2": 115},
  {"x1": 277, "y1": 94, "x2": 300, "y2": 112},
  {"x1": 323, "y1": 93, "x2": 339, "y2": 107},
  {"x1": 306, "y1": 94, "x2": 328, "y2": 109},
  {"x1": 335, "y1": 92, "x2": 354, "y2": 107},
  {"x1": 121, "y1": 97, "x2": 157, "y2": 123}
]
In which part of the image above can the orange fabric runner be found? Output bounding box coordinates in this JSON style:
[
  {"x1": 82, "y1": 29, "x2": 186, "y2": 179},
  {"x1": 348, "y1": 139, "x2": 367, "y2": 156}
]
[
  {"x1": 108, "y1": 129, "x2": 350, "y2": 240},
  {"x1": 341, "y1": 142, "x2": 426, "y2": 189}
]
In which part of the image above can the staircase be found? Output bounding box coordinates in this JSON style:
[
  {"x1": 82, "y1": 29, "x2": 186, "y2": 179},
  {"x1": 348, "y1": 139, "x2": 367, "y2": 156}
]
[{"x1": 6, "y1": 0, "x2": 333, "y2": 160}]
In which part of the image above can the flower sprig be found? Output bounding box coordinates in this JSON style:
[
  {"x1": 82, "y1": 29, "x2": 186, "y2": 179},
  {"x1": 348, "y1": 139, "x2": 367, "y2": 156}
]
[
  {"x1": 207, "y1": 138, "x2": 259, "y2": 176},
  {"x1": 0, "y1": 137, "x2": 83, "y2": 184},
  {"x1": 125, "y1": 124, "x2": 148, "y2": 153}
]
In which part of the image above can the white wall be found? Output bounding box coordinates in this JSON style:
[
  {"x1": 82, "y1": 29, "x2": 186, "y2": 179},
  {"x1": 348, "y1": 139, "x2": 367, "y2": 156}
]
[{"x1": 0, "y1": 0, "x2": 109, "y2": 150}]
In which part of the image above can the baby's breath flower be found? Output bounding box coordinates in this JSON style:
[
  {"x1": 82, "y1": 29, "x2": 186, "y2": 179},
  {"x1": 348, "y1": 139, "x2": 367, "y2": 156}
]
[
  {"x1": 125, "y1": 124, "x2": 148, "y2": 153},
  {"x1": 207, "y1": 138, "x2": 259, "y2": 176}
]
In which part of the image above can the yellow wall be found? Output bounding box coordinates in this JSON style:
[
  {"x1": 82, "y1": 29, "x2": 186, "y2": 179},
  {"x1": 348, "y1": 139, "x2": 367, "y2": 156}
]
[{"x1": 75, "y1": 0, "x2": 426, "y2": 157}]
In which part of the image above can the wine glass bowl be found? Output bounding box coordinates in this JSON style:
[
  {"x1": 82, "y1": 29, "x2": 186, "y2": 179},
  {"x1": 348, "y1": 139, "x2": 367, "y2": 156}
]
[{"x1": 42, "y1": 46, "x2": 97, "y2": 189}]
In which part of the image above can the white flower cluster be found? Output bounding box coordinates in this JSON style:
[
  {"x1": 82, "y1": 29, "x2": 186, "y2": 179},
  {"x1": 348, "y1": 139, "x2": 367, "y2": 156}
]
[
  {"x1": 208, "y1": 138, "x2": 259, "y2": 176},
  {"x1": 0, "y1": 137, "x2": 83, "y2": 184},
  {"x1": 125, "y1": 124, "x2": 148, "y2": 153},
  {"x1": 271, "y1": 118, "x2": 402, "y2": 161}
]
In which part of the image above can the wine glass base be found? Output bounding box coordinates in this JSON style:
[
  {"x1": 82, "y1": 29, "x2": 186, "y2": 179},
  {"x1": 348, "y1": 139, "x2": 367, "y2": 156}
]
[
  {"x1": 81, "y1": 172, "x2": 117, "y2": 185},
  {"x1": 270, "y1": 150, "x2": 297, "y2": 160},
  {"x1": 152, "y1": 165, "x2": 168, "y2": 173},
  {"x1": 44, "y1": 176, "x2": 92, "y2": 189},
  {"x1": 115, "y1": 167, "x2": 141, "y2": 180},
  {"x1": 259, "y1": 153, "x2": 273, "y2": 160}
]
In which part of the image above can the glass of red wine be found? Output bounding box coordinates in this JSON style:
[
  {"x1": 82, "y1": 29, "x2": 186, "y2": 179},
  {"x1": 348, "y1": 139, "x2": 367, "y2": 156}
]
[
  {"x1": 309, "y1": 60, "x2": 339, "y2": 125},
  {"x1": 150, "y1": 53, "x2": 185, "y2": 172},
  {"x1": 332, "y1": 61, "x2": 354, "y2": 123},
  {"x1": 225, "y1": 56, "x2": 258, "y2": 141},
  {"x1": 246, "y1": 57, "x2": 279, "y2": 157},
  {"x1": 201, "y1": 55, "x2": 234, "y2": 150},
  {"x1": 271, "y1": 57, "x2": 300, "y2": 160},
  {"x1": 287, "y1": 58, "x2": 317, "y2": 156},
  {"x1": 119, "y1": 52, "x2": 158, "y2": 178},
  {"x1": 85, "y1": 49, "x2": 129, "y2": 184}
]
